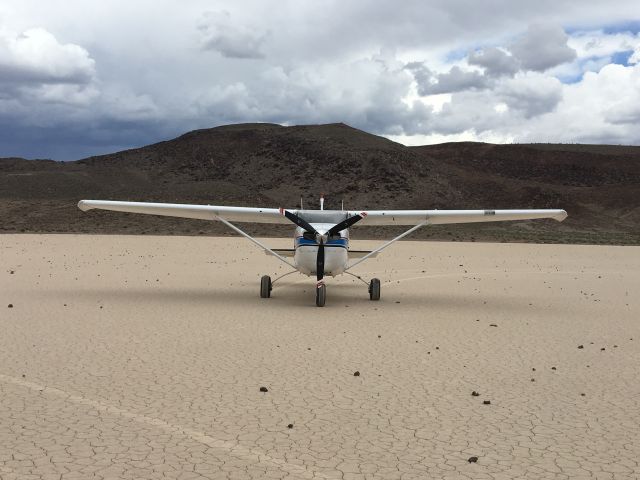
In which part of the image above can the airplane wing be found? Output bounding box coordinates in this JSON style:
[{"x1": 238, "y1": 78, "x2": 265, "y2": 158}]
[
  {"x1": 78, "y1": 200, "x2": 290, "y2": 224},
  {"x1": 350, "y1": 209, "x2": 567, "y2": 226}
]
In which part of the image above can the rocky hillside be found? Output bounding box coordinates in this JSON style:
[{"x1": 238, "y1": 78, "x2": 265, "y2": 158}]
[{"x1": 1, "y1": 123, "x2": 639, "y2": 244}]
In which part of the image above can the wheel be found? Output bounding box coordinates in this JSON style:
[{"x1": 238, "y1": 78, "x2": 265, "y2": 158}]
[
  {"x1": 260, "y1": 275, "x2": 272, "y2": 298},
  {"x1": 315, "y1": 284, "x2": 326, "y2": 307},
  {"x1": 369, "y1": 278, "x2": 381, "y2": 301}
]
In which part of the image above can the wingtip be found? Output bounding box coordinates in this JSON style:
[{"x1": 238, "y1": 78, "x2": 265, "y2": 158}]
[
  {"x1": 555, "y1": 209, "x2": 568, "y2": 222},
  {"x1": 77, "y1": 200, "x2": 90, "y2": 212}
]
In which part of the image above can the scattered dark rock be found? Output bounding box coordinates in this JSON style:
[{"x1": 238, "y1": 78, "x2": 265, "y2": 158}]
[
  {"x1": 377, "y1": 335, "x2": 381, "y2": 338},
  {"x1": 353, "y1": 371, "x2": 360, "y2": 377},
  {"x1": 489, "y1": 324, "x2": 498, "y2": 327},
  {"x1": 600, "y1": 347, "x2": 605, "y2": 351},
  {"x1": 532, "y1": 368, "x2": 536, "y2": 371},
  {"x1": 577, "y1": 345, "x2": 584, "y2": 349},
  {"x1": 551, "y1": 367, "x2": 557, "y2": 370},
  {"x1": 468, "y1": 456, "x2": 478, "y2": 463},
  {"x1": 287, "y1": 423, "x2": 294, "y2": 429},
  {"x1": 471, "y1": 391, "x2": 480, "y2": 397},
  {"x1": 7, "y1": 304, "x2": 13, "y2": 308},
  {"x1": 395, "y1": 301, "x2": 400, "y2": 304},
  {"x1": 21, "y1": 374, "x2": 25, "y2": 378},
  {"x1": 614, "y1": 345, "x2": 618, "y2": 348},
  {"x1": 531, "y1": 378, "x2": 535, "y2": 382},
  {"x1": 483, "y1": 400, "x2": 491, "y2": 405},
  {"x1": 259, "y1": 386, "x2": 269, "y2": 392},
  {"x1": 581, "y1": 393, "x2": 586, "y2": 396},
  {"x1": 307, "y1": 347, "x2": 311, "y2": 350},
  {"x1": 10, "y1": 270, "x2": 15, "y2": 274}
]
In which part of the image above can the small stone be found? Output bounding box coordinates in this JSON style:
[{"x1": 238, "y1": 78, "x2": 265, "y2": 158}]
[
  {"x1": 21, "y1": 374, "x2": 25, "y2": 378},
  {"x1": 287, "y1": 423, "x2": 294, "y2": 429},
  {"x1": 483, "y1": 400, "x2": 491, "y2": 405},
  {"x1": 259, "y1": 386, "x2": 268, "y2": 392},
  {"x1": 489, "y1": 324, "x2": 498, "y2": 327},
  {"x1": 577, "y1": 345, "x2": 584, "y2": 349},
  {"x1": 353, "y1": 371, "x2": 360, "y2": 377},
  {"x1": 468, "y1": 456, "x2": 478, "y2": 463},
  {"x1": 580, "y1": 393, "x2": 586, "y2": 396},
  {"x1": 7, "y1": 304, "x2": 13, "y2": 308},
  {"x1": 471, "y1": 391, "x2": 480, "y2": 397},
  {"x1": 551, "y1": 367, "x2": 557, "y2": 370},
  {"x1": 436, "y1": 346, "x2": 439, "y2": 350},
  {"x1": 10, "y1": 270, "x2": 15, "y2": 274},
  {"x1": 307, "y1": 347, "x2": 311, "y2": 350},
  {"x1": 532, "y1": 368, "x2": 536, "y2": 371},
  {"x1": 395, "y1": 301, "x2": 400, "y2": 304},
  {"x1": 377, "y1": 335, "x2": 381, "y2": 338},
  {"x1": 600, "y1": 347, "x2": 605, "y2": 351}
]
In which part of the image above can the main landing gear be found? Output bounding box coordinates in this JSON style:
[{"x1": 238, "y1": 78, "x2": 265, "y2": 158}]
[
  {"x1": 259, "y1": 275, "x2": 381, "y2": 306},
  {"x1": 260, "y1": 275, "x2": 272, "y2": 298},
  {"x1": 369, "y1": 278, "x2": 381, "y2": 301}
]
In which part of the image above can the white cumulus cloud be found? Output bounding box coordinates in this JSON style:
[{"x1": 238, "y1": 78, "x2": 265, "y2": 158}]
[{"x1": 0, "y1": 28, "x2": 95, "y2": 85}]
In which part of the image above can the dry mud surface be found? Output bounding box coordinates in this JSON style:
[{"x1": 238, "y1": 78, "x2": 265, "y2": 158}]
[{"x1": 1, "y1": 234, "x2": 639, "y2": 480}]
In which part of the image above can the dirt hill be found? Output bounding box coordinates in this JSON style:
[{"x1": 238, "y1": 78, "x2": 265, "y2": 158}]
[{"x1": 1, "y1": 123, "x2": 639, "y2": 244}]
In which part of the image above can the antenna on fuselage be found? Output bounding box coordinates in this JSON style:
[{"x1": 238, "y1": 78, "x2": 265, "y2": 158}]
[
  {"x1": 320, "y1": 193, "x2": 324, "y2": 211},
  {"x1": 300, "y1": 196, "x2": 303, "y2": 210},
  {"x1": 341, "y1": 199, "x2": 344, "y2": 211}
]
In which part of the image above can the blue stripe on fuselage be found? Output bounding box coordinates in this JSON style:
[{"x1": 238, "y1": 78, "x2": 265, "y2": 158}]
[{"x1": 295, "y1": 237, "x2": 348, "y2": 249}]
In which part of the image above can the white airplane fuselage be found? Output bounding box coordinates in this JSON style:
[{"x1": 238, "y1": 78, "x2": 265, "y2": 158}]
[{"x1": 293, "y1": 224, "x2": 349, "y2": 277}]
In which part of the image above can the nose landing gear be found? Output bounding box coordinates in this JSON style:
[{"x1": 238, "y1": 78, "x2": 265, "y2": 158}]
[{"x1": 315, "y1": 283, "x2": 326, "y2": 307}]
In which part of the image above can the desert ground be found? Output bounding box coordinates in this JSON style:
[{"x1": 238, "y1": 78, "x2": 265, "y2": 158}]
[{"x1": 1, "y1": 234, "x2": 639, "y2": 480}]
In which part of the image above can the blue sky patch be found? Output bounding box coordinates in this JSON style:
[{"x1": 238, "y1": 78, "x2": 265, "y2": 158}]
[
  {"x1": 610, "y1": 50, "x2": 634, "y2": 66},
  {"x1": 603, "y1": 20, "x2": 640, "y2": 35}
]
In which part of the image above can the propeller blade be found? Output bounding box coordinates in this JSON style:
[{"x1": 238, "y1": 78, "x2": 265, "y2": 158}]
[
  {"x1": 281, "y1": 209, "x2": 318, "y2": 234},
  {"x1": 316, "y1": 238, "x2": 325, "y2": 282},
  {"x1": 327, "y1": 213, "x2": 365, "y2": 236}
]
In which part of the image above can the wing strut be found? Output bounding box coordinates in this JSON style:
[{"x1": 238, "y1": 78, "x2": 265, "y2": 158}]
[
  {"x1": 214, "y1": 215, "x2": 296, "y2": 269},
  {"x1": 346, "y1": 221, "x2": 427, "y2": 271}
]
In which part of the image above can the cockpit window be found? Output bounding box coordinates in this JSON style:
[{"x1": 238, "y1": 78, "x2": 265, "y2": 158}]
[{"x1": 302, "y1": 232, "x2": 315, "y2": 241}]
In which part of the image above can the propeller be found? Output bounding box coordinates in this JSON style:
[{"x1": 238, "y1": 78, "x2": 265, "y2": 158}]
[
  {"x1": 281, "y1": 209, "x2": 318, "y2": 235},
  {"x1": 280, "y1": 208, "x2": 367, "y2": 284}
]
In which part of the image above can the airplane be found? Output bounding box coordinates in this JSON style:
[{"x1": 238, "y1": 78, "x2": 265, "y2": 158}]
[{"x1": 78, "y1": 196, "x2": 567, "y2": 307}]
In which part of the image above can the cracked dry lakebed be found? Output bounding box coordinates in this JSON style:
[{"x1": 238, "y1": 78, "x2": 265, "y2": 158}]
[{"x1": 1, "y1": 234, "x2": 639, "y2": 479}]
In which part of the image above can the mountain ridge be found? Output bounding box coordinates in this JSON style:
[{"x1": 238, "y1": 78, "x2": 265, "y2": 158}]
[{"x1": 1, "y1": 123, "x2": 639, "y2": 244}]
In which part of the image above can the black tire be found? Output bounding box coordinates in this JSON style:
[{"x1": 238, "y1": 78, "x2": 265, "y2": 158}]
[
  {"x1": 315, "y1": 284, "x2": 326, "y2": 307},
  {"x1": 260, "y1": 275, "x2": 272, "y2": 298},
  {"x1": 369, "y1": 278, "x2": 381, "y2": 301}
]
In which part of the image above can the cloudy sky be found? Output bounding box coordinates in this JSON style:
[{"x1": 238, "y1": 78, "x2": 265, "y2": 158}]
[{"x1": 1, "y1": 0, "x2": 639, "y2": 159}]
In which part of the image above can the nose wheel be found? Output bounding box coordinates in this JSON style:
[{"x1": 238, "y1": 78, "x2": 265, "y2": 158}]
[
  {"x1": 260, "y1": 275, "x2": 272, "y2": 298},
  {"x1": 316, "y1": 283, "x2": 326, "y2": 307},
  {"x1": 369, "y1": 278, "x2": 381, "y2": 301}
]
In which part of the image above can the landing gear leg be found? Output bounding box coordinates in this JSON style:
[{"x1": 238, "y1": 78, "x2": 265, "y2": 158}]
[
  {"x1": 316, "y1": 283, "x2": 326, "y2": 307},
  {"x1": 260, "y1": 275, "x2": 272, "y2": 298},
  {"x1": 369, "y1": 278, "x2": 381, "y2": 301}
]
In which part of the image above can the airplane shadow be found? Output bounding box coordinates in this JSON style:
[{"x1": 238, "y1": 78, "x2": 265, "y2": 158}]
[{"x1": 45, "y1": 281, "x2": 552, "y2": 314}]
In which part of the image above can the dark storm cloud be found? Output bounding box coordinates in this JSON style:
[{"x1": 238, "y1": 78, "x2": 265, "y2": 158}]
[
  {"x1": 509, "y1": 24, "x2": 577, "y2": 71},
  {"x1": 468, "y1": 47, "x2": 520, "y2": 77},
  {"x1": 413, "y1": 66, "x2": 489, "y2": 95}
]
